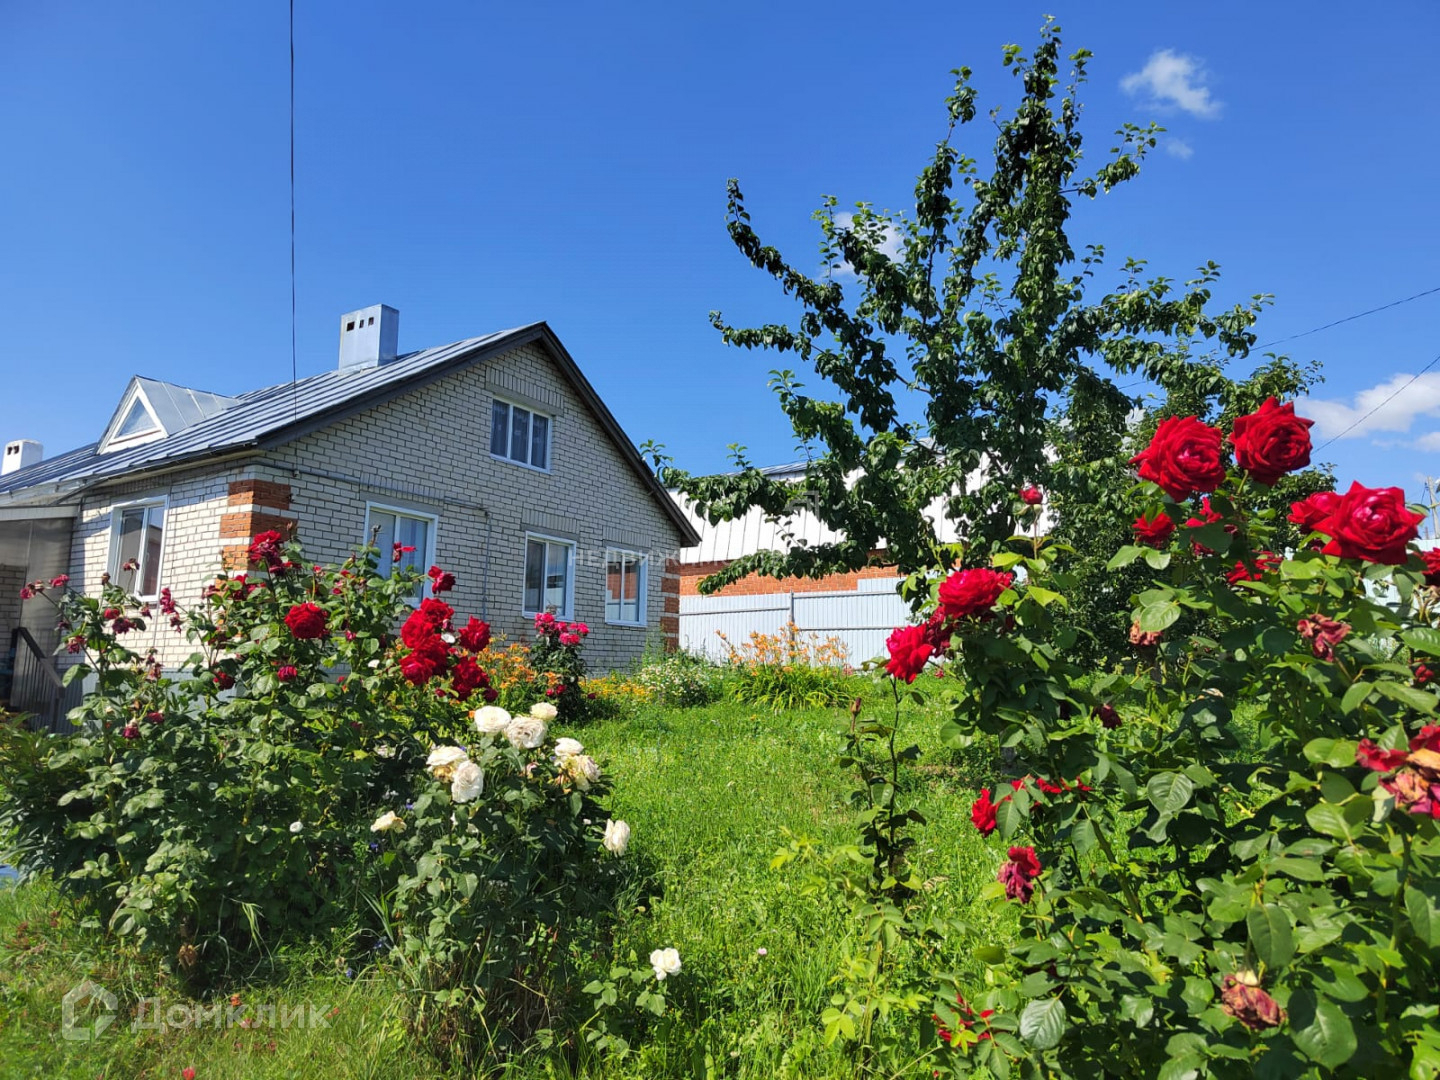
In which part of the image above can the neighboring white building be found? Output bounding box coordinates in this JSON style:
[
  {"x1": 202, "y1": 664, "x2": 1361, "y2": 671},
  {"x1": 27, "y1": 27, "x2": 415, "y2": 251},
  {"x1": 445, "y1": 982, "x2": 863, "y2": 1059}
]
[{"x1": 0, "y1": 308, "x2": 697, "y2": 725}]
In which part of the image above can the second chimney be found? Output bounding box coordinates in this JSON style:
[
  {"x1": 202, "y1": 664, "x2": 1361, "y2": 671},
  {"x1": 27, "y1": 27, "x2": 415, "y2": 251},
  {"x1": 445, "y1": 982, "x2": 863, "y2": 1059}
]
[
  {"x1": 338, "y1": 304, "x2": 399, "y2": 370},
  {"x1": 1, "y1": 439, "x2": 42, "y2": 477}
]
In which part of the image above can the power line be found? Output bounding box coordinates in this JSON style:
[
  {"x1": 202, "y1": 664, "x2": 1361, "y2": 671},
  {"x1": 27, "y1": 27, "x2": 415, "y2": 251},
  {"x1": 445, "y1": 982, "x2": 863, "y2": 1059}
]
[
  {"x1": 1313, "y1": 350, "x2": 1440, "y2": 452},
  {"x1": 1253, "y1": 284, "x2": 1440, "y2": 352},
  {"x1": 288, "y1": 0, "x2": 298, "y2": 421}
]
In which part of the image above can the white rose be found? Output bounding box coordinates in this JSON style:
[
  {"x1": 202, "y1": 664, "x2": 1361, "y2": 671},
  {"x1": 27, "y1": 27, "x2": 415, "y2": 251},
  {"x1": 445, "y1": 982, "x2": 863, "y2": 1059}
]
[
  {"x1": 505, "y1": 716, "x2": 548, "y2": 750},
  {"x1": 366, "y1": 659, "x2": 381, "y2": 669},
  {"x1": 371, "y1": 811, "x2": 405, "y2": 833},
  {"x1": 450, "y1": 761, "x2": 485, "y2": 803},
  {"x1": 472, "y1": 705, "x2": 512, "y2": 735},
  {"x1": 529, "y1": 702, "x2": 558, "y2": 722},
  {"x1": 649, "y1": 947, "x2": 681, "y2": 981},
  {"x1": 426, "y1": 745, "x2": 469, "y2": 782},
  {"x1": 602, "y1": 819, "x2": 630, "y2": 856},
  {"x1": 553, "y1": 737, "x2": 584, "y2": 761},
  {"x1": 561, "y1": 753, "x2": 600, "y2": 791},
  {"x1": 289, "y1": 821, "x2": 303, "y2": 834}
]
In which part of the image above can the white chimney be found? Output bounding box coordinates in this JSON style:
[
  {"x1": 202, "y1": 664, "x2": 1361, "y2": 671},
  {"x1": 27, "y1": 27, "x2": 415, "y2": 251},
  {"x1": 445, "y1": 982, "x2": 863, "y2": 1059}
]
[
  {"x1": 338, "y1": 304, "x2": 399, "y2": 370},
  {"x1": 1, "y1": 439, "x2": 42, "y2": 477}
]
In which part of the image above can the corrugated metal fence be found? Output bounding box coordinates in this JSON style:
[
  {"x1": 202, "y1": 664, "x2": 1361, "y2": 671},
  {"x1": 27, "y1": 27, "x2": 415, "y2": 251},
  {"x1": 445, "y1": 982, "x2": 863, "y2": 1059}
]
[{"x1": 677, "y1": 582, "x2": 911, "y2": 665}]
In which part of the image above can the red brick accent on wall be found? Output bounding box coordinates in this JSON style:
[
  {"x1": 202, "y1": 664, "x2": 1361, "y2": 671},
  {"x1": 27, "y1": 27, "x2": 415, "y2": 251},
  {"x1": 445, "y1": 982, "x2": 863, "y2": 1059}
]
[
  {"x1": 660, "y1": 557, "x2": 681, "y2": 652},
  {"x1": 227, "y1": 479, "x2": 293, "y2": 510},
  {"x1": 678, "y1": 559, "x2": 901, "y2": 597},
  {"x1": 217, "y1": 482, "x2": 295, "y2": 570}
]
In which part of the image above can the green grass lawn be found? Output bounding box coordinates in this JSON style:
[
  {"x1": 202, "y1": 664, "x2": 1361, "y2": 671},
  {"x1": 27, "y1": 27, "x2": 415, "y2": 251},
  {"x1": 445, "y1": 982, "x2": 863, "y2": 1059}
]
[{"x1": 0, "y1": 691, "x2": 1010, "y2": 1078}]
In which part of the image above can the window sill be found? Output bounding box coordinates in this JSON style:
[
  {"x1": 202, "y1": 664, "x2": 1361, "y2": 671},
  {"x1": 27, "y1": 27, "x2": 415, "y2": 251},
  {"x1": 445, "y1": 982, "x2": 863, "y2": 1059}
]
[
  {"x1": 490, "y1": 453, "x2": 552, "y2": 475},
  {"x1": 604, "y1": 619, "x2": 647, "y2": 630}
]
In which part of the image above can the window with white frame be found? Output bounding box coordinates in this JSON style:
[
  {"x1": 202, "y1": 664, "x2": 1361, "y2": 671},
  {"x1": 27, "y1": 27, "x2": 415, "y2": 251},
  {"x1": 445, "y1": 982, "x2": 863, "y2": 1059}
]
[
  {"x1": 604, "y1": 548, "x2": 647, "y2": 626},
  {"x1": 365, "y1": 504, "x2": 437, "y2": 601},
  {"x1": 110, "y1": 500, "x2": 166, "y2": 599},
  {"x1": 490, "y1": 399, "x2": 551, "y2": 470},
  {"x1": 523, "y1": 535, "x2": 574, "y2": 616}
]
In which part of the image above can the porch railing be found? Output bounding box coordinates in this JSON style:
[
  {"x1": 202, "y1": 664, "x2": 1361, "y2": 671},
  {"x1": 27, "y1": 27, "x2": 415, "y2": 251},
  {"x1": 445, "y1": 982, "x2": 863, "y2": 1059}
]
[{"x1": 8, "y1": 628, "x2": 77, "y2": 733}]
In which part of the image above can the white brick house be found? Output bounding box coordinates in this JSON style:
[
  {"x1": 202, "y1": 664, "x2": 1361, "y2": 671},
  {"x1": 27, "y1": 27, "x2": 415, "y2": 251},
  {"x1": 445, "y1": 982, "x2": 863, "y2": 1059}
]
[{"x1": 0, "y1": 309, "x2": 696, "y2": 722}]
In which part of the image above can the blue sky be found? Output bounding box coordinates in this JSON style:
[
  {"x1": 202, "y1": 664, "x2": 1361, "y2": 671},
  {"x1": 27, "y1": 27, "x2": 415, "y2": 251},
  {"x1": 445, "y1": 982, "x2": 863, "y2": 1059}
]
[{"x1": 4, "y1": 2, "x2": 1439, "y2": 513}]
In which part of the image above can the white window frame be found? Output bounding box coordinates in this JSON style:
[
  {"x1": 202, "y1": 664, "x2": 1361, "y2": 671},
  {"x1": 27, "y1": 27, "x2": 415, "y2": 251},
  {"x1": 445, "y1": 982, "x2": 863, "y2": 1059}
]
[
  {"x1": 521, "y1": 532, "x2": 576, "y2": 619},
  {"x1": 364, "y1": 502, "x2": 439, "y2": 605},
  {"x1": 603, "y1": 547, "x2": 648, "y2": 628},
  {"x1": 489, "y1": 398, "x2": 553, "y2": 473},
  {"x1": 107, "y1": 497, "x2": 168, "y2": 601}
]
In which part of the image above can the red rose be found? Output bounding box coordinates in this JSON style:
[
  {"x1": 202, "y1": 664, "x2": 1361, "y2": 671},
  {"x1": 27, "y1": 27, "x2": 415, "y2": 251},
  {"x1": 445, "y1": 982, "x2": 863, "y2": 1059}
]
[
  {"x1": 1416, "y1": 664, "x2": 1434, "y2": 687},
  {"x1": 1228, "y1": 397, "x2": 1314, "y2": 486},
  {"x1": 458, "y1": 616, "x2": 491, "y2": 653},
  {"x1": 427, "y1": 565, "x2": 456, "y2": 594},
  {"x1": 970, "y1": 788, "x2": 1003, "y2": 836},
  {"x1": 121, "y1": 723, "x2": 140, "y2": 740},
  {"x1": 997, "y1": 846, "x2": 1042, "y2": 903},
  {"x1": 401, "y1": 598, "x2": 454, "y2": 648},
  {"x1": 1226, "y1": 551, "x2": 1280, "y2": 586},
  {"x1": 937, "y1": 567, "x2": 1013, "y2": 619},
  {"x1": 212, "y1": 671, "x2": 235, "y2": 690},
  {"x1": 50, "y1": 574, "x2": 70, "y2": 589},
  {"x1": 450, "y1": 656, "x2": 489, "y2": 701},
  {"x1": 885, "y1": 623, "x2": 934, "y2": 682},
  {"x1": 1130, "y1": 415, "x2": 1228, "y2": 501},
  {"x1": 1096, "y1": 703, "x2": 1121, "y2": 730},
  {"x1": 1422, "y1": 549, "x2": 1440, "y2": 587},
  {"x1": 1411, "y1": 725, "x2": 1440, "y2": 753},
  {"x1": 1184, "y1": 496, "x2": 1235, "y2": 555},
  {"x1": 1356, "y1": 738, "x2": 1408, "y2": 773},
  {"x1": 1019, "y1": 485, "x2": 1043, "y2": 506},
  {"x1": 249, "y1": 529, "x2": 285, "y2": 567},
  {"x1": 1319, "y1": 481, "x2": 1424, "y2": 565},
  {"x1": 400, "y1": 637, "x2": 449, "y2": 685},
  {"x1": 1132, "y1": 511, "x2": 1175, "y2": 548},
  {"x1": 183, "y1": 1068, "x2": 198, "y2": 1080},
  {"x1": 102, "y1": 607, "x2": 121, "y2": 621},
  {"x1": 1288, "y1": 490, "x2": 1341, "y2": 533},
  {"x1": 284, "y1": 603, "x2": 329, "y2": 640},
  {"x1": 1221, "y1": 974, "x2": 1285, "y2": 1031},
  {"x1": 276, "y1": 664, "x2": 299, "y2": 683}
]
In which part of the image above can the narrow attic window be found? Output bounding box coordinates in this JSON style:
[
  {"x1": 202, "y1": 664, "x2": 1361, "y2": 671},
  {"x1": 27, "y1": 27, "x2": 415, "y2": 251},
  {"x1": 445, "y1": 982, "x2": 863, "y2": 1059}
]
[{"x1": 114, "y1": 398, "x2": 160, "y2": 440}]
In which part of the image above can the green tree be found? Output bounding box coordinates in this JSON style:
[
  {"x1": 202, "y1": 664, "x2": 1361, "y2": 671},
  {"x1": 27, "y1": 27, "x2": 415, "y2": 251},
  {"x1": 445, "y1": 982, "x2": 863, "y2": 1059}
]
[{"x1": 651, "y1": 20, "x2": 1276, "y2": 605}]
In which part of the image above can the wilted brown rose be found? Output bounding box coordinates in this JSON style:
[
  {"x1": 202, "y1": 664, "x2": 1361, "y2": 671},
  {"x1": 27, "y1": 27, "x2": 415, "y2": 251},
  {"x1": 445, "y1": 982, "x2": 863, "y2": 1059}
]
[
  {"x1": 1220, "y1": 972, "x2": 1284, "y2": 1031},
  {"x1": 1130, "y1": 622, "x2": 1163, "y2": 648}
]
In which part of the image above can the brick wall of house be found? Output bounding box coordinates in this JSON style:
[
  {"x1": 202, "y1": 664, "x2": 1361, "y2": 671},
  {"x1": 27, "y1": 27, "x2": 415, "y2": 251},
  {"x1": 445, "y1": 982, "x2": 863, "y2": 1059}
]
[
  {"x1": 678, "y1": 559, "x2": 902, "y2": 598},
  {"x1": 66, "y1": 341, "x2": 685, "y2": 674},
  {"x1": 68, "y1": 467, "x2": 241, "y2": 669}
]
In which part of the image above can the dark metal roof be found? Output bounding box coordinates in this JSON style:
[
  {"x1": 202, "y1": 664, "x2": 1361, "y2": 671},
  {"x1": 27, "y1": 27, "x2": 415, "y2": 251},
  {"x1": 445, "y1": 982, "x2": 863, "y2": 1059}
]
[{"x1": 0, "y1": 323, "x2": 699, "y2": 545}]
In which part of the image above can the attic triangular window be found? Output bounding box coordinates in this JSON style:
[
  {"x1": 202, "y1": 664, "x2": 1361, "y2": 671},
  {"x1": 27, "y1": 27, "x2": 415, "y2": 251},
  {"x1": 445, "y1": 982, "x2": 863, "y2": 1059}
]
[{"x1": 114, "y1": 398, "x2": 159, "y2": 440}]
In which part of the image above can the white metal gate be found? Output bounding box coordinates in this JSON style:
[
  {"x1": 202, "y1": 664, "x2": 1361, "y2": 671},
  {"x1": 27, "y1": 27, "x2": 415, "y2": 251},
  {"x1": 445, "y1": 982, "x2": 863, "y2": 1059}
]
[{"x1": 677, "y1": 580, "x2": 911, "y2": 665}]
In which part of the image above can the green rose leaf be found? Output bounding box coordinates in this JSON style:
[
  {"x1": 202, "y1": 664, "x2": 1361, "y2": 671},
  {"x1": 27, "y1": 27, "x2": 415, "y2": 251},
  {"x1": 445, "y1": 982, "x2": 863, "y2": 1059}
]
[
  {"x1": 1247, "y1": 904, "x2": 1295, "y2": 970},
  {"x1": 1147, "y1": 772, "x2": 1194, "y2": 815},
  {"x1": 1293, "y1": 996, "x2": 1357, "y2": 1068},
  {"x1": 1405, "y1": 885, "x2": 1440, "y2": 947},
  {"x1": 1340, "y1": 680, "x2": 1373, "y2": 715},
  {"x1": 1018, "y1": 997, "x2": 1066, "y2": 1050},
  {"x1": 1402, "y1": 626, "x2": 1440, "y2": 657}
]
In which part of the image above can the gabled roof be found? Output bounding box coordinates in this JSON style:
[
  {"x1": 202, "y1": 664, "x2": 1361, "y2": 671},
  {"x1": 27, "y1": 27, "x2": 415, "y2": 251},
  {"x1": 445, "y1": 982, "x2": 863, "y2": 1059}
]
[{"x1": 0, "y1": 323, "x2": 698, "y2": 544}]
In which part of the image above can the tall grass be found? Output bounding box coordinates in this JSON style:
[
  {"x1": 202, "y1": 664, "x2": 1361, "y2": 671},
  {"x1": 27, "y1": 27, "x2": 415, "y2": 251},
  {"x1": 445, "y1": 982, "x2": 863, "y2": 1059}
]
[{"x1": 0, "y1": 690, "x2": 1007, "y2": 1078}]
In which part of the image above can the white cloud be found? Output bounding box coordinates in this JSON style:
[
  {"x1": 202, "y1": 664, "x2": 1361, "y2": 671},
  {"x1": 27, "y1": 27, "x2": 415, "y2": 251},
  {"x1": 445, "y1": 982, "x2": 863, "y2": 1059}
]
[
  {"x1": 1163, "y1": 137, "x2": 1194, "y2": 160},
  {"x1": 1121, "y1": 49, "x2": 1221, "y2": 119},
  {"x1": 830, "y1": 211, "x2": 905, "y2": 278},
  {"x1": 1300, "y1": 373, "x2": 1440, "y2": 442}
]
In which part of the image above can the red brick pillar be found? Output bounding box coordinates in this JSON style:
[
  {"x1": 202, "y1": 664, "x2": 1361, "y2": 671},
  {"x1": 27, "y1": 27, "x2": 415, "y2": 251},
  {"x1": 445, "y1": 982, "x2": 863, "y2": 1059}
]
[
  {"x1": 219, "y1": 480, "x2": 295, "y2": 570},
  {"x1": 660, "y1": 557, "x2": 681, "y2": 653}
]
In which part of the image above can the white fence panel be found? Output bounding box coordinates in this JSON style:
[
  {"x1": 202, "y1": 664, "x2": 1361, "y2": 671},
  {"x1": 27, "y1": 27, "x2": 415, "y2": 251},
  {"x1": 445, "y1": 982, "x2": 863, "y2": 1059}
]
[{"x1": 678, "y1": 587, "x2": 911, "y2": 665}]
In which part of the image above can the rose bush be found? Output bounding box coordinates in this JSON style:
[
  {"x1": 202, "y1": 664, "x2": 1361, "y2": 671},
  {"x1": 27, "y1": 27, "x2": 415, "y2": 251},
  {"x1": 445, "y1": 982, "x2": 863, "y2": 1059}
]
[{"x1": 793, "y1": 397, "x2": 1440, "y2": 1078}]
